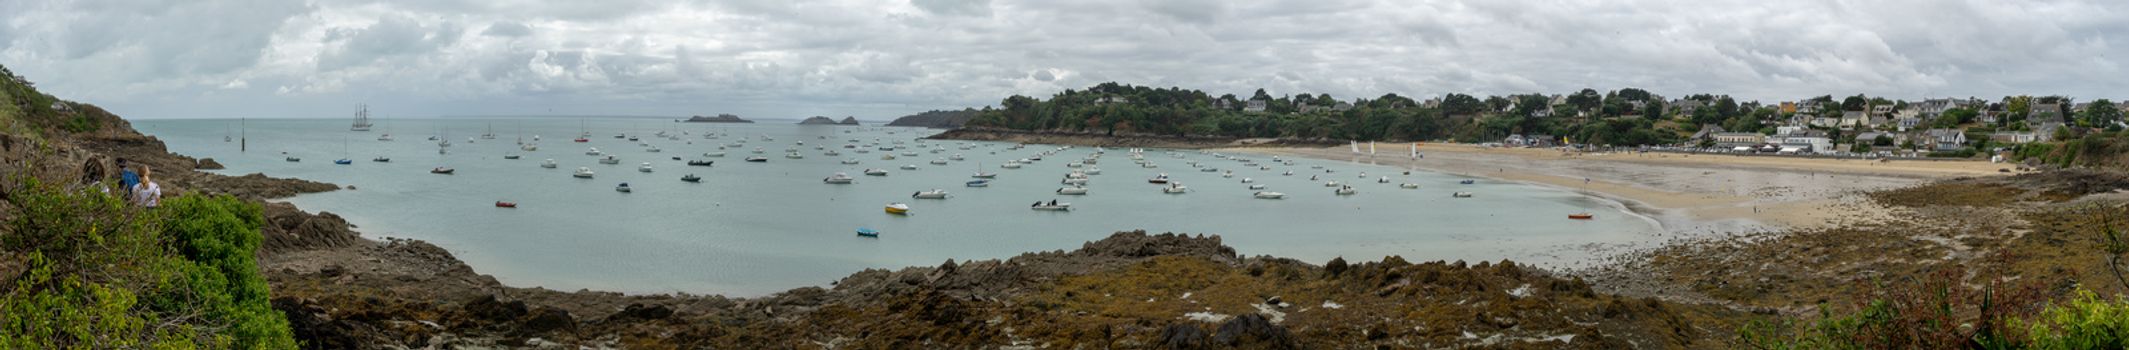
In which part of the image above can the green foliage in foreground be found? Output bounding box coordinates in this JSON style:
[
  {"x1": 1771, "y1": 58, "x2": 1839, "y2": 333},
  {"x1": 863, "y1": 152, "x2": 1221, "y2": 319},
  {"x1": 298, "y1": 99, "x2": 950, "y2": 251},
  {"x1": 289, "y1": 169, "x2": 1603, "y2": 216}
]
[
  {"x1": 2014, "y1": 290, "x2": 2129, "y2": 349},
  {"x1": 0, "y1": 175, "x2": 295, "y2": 349}
]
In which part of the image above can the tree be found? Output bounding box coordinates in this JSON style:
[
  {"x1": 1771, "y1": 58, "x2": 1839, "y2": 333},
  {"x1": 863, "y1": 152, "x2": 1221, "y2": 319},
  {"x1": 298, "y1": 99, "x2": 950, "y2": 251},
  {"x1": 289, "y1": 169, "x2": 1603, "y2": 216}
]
[
  {"x1": 1441, "y1": 93, "x2": 1485, "y2": 116},
  {"x1": 1843, "y1": 94, "x2": 1869, "y2": 111},
  {"x1": 1566, "y1": 88, "x2": 1602, "y2": 112},
  {"x1": 1250, "y1": 88, "x2": 1271, "y2": 101},
  {"x1": 2080, "y1": 99, "x2": 2122, "y2": 127},
  {"x1": 1874, "y1": 134, "x2": 1895, "y2": 146},
  {"x1": 1714, "y1": 96, "x2": 1739, "y2": 118}
]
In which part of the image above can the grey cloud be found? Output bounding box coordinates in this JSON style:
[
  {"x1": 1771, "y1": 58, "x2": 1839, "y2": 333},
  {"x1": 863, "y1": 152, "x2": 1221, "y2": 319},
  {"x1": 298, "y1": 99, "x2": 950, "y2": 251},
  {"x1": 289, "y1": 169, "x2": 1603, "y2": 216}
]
[
  {"x1": 481, "y1": 22, "x2": 532, "y2": 37},
  {"x1": 319, "y1": 16, "x2": 464, "y2": 71},
  {"x1": 911, "y1": 0, "x2": 991, "y2": 17},
  {"x1": 1031, "y1": 70, "x2": 1055, "y2": 81}
]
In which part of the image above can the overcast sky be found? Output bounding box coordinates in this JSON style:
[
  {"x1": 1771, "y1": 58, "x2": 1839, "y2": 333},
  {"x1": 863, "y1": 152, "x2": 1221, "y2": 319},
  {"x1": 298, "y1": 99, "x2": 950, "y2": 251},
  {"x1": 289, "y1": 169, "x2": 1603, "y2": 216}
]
[{"x1": 2, "y1": 0, "x2": 2124, "y2": 120}]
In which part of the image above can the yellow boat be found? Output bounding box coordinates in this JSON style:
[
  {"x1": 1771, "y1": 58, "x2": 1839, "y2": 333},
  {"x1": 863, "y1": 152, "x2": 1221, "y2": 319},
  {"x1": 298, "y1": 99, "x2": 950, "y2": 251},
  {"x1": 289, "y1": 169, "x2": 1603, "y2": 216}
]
[{"x1": 884, "y1": 203, "x2": 910, "y2": 215}]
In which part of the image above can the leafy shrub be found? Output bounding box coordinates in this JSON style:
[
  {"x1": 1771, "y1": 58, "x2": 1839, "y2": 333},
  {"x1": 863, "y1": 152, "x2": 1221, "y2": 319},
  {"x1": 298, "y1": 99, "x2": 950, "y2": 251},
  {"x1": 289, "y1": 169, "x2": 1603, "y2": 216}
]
[
  {"x1": 2014, "y1": 290, "x2": 2129, "y2": 349},
  {"x1": 0, "y1": 174, "x2": 296, "y2": 348}
]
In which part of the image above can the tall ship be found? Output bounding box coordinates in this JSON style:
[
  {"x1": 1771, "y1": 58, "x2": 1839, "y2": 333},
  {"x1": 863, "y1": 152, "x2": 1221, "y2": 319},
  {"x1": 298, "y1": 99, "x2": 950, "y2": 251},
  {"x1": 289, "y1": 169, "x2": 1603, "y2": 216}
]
[{"x1": 350, "y1": 104, "x2": 373, "y2": 131}]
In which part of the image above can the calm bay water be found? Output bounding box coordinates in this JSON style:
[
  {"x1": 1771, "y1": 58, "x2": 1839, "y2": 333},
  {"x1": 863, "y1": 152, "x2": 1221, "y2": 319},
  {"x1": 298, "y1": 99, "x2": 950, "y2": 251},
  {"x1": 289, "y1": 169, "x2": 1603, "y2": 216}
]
[{"x1": 137, "y1": 117, "x2": 1655, "y2": 296}]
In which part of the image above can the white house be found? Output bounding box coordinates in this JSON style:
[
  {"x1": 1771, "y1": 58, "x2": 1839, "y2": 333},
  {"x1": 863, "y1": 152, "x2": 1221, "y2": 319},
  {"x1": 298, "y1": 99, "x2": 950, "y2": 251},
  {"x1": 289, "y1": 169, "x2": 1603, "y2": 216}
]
[
  {"x1": 1779, "y1": 130, "x2": 1833, "y2": 154},
  {"x1": 1244, "y1": 100, "x2": 1268, "y2": 113},
  {"x1": 1924, "y1": 129, "x2": 1967, "y2": 151}
]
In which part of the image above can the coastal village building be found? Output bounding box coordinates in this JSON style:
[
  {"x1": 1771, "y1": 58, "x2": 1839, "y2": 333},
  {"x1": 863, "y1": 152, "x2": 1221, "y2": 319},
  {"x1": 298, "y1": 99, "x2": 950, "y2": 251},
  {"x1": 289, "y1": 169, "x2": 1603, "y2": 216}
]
[
  {"x1": 1856, "y1": 131, "x2": 1902, "y2": 147},
  {"x1": 1712, "y1": 132, "x2": 1765, "y2": 147},
  {"x1": 1897, "y1": 117, "x2": 1922, "y2": 131},
  {"x1": 1244, "y1": 99, "x2": 1268, "y2": 113},
  {"x1": 1990, "y1": 131, "x2": 2039, "y2": 144},
  {"x1": 1775, "y1": 130, "x2": 1832, "y2": 154},
  {"x1": 1924, "y1": 129, "x2": 1968, "y2": 151}
]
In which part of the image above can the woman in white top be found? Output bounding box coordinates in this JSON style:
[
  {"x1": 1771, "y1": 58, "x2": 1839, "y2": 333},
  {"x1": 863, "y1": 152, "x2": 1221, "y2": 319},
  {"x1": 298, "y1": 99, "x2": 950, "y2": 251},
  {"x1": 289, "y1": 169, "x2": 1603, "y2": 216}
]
[{"x1": 133, "y1": 166, "x2": 162, "y2": 208}]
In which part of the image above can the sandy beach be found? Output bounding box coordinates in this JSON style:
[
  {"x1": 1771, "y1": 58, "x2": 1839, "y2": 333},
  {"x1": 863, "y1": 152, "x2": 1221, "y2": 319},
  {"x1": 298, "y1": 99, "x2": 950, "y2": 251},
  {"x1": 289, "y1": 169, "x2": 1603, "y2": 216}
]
[{"x1": 1230, "y1": 143, "x2": 2010, "y2": 235}]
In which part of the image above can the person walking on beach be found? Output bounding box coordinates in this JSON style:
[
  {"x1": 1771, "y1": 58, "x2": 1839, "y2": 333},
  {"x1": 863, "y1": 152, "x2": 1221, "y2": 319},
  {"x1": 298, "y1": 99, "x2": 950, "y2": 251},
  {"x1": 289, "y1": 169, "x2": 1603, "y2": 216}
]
[{"x1": 132, "y1": 166, "x2": 161, "y2": 208}]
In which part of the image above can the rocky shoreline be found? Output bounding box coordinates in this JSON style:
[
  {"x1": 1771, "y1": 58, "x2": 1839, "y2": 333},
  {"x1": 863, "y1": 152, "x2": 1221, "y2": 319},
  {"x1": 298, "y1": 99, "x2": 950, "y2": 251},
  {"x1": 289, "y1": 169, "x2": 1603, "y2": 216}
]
[{"x1": 927, "y1": 127, "x2": 1341, "y2": 149}]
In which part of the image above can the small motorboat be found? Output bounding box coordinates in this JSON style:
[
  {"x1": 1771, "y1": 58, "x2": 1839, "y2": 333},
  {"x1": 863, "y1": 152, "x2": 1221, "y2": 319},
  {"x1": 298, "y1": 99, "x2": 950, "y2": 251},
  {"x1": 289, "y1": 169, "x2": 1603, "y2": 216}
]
[
  {"x1": 900, "y1": 164, "x2": 919, "y2": 170},
  {"x1": 495, "y1": 201, "x2": 517, "y2": 208},
  {"x1": 864, "y1": 169, "x2": 889, "y2": 176},
  {"x1": 1030, "y1": 202, "x2": 1072, "y2": 211},
  {"x1": 1335, "y1": 186, "x2": 1357, "y2": 195},
  {"x1": 1569, "y1": 213, "x2": 1595, "y2": 220},
  {"x1": 1200, "y1": 167, "x2": 1218, "y2": 173},
  {"x1": 504, "y1": 154, "x2": 521, "y2": 160},
  {"x1": 1061, "y1": 177, "x2": 1089, "y2": 185},
  {"x1": 615, "y1": 183, "x2": 632, "y2": 193},
  {"x1": 1400, "y1": 183, "x2": 1420, "y2": 189},
  {"x1": 786, "y1": 152, "x2": 804, "y2": 159},
  {"x1": 1377, "y1": 176, "x2": 1390, "y2": 183},
  {"x1": 972, "y1": 171, "x2": 997, "y2": 179},
  {"x1": 930, "y1": 158, "x2": 948, "y2": 165},
  {"x1": 965, "y1": 180, "x2": 991, "y2": 187},
  {"x1": 1248, "y1": 184, "x2": 1267, "y2": 190},
  {"x1": 842, "y1": 158, "x2": 861, "y2": 164},
  {"x1": 646, "y1": 146, "x2": 662, "y2": 153},
  {"x1": 1453, "y1": 192, "x2": 1474, "y2": 198},
  {"x1": 430, "y1": 167, "x2": 455, "y2": 174},
  {"x1": 1084, "y1": 167, "x2": 1101, "y2": 175},
  {"x1": 285, "y1": 156, "x2": 302, "y2": 162},
  {"x1": 911, "y1": 189, "x2": 950, "y2": 199},
  {"x1": 681, "y1": 174, "x2": 702, "y2": 182},
  {"x1": 574, "y1": 137, "x2": 589, "y2": 143},
  {"x1": 1162, "y1": 183, "x2": 1188, "y2": 194},
  {"x1": 1222, "y1": 171, "x2": 1234, "y2": 178},
  {"x1": 541, "y1": 159, "x2": 558, "y2": 168},
  {"x1": 950, "y1": 154, "x2": 965, "y2": 161},
  {"x1": 373, "y1": 157, "x2": 391, "y2": 162},
  {"x1": 586, "y1": 147, "x2": 602, "y2": 155},
  {"x1": 1241, "y1": 177, "x2": 1253, "y2": 183},
  {"x1": 1282, "y1": 170, "x2": 1293, "y2": 176},
  {"x1": 639, "y1": 162, "x2": 655, "y2": 172},
  {"x1": 688, "y1": 160, "x2": 714, "y2": 166},
  {"x1": 856, "y1": 227, "x2": 881, "y2": 237},
  {"x1": 704, "y1": 151, "x2": 727, "y2": 157},
  {"x1": 744, "y1": 156, "x2": 769, "y2": 162},
  {"x1": 1056, "y1": 186, "x2": 1088, "y2": 195},
  {"x1": 883, "y1": 154, "x2": 898, "y2": 160},
  {"x1": 1148, "y1": 174, "x2": 1170, "y2": 184},
  {"x1": 884, "y1": 203, "x2": 910, "y2": 215},
  {"x1": 333, "y1": 159, "x2": 353, "y2": 165},
  {"x1": 1254, "y1": 191, "x2": 1285, "y2": 199},
  {"x1": 671, "y1": 156, "x2": 682, "y2": 161},
  {"x1": 573, "y1": 167, "x2": 595, "y2": 178},
  {"x1": 599, "y1": 156, "x2": 621, "y2": 164},
  {"x1": 824, "y1": 173, "x2": 856, "y2": 184},
  {"x1": 752, "y1": 147, "x2": 766, "y2": 154},
  {"x1": 1459, "y1": 179, "x2": 1476, "y2": 185},
  {"x1": 1001, "y1": 162, "x2": 1022, "y2": 169}
]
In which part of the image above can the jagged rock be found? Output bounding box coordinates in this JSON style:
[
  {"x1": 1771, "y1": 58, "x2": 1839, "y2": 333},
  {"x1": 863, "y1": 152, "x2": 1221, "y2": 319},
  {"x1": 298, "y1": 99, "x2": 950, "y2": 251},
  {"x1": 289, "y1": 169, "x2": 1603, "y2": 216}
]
[
  {"x1": 1213, "y1": 314, "x2": 1295, "y2": 348},
  {"x1": 195, "y1": 157, "x2": 223, "y2": 169},
  {"x1": 272, "y1": 297, "x2": 370, "y2": 350},
  {"x1": 603, "y1": 304, "x2": 674, "y2": 323},
  {"x1": 1157, "y1": 323, "x2": 1210, "y2": 349},
  {"x1": 1325, "y1": 257, "x2": 1350, "y2": 277},
  {"x1": 465, "y1": 295, "x2": 529, "y2": 322},
  {"x1": 519, "y1": 307, "x2": 576, "y2": 335}
]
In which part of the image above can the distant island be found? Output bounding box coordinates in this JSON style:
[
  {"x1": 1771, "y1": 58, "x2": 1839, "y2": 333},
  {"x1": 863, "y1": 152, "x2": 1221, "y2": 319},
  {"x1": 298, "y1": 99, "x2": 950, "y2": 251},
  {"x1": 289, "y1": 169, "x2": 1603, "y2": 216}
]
[
  {"x1": 682, "y1": 114, "x2": 753, "y2": 123},
  {"x1": 797, "y1": 116, "x2": 862, "y2": 125},
  {"x1": 886, "y1": 109, "x2": 979, "y2": 128}
]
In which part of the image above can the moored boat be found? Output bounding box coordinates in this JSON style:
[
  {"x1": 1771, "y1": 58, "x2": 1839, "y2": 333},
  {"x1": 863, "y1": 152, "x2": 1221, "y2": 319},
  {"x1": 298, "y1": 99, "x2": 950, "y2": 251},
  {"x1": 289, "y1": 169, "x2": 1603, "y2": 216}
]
[
  {"x1": 1453, "y1": 192, "x2": 1474, "y2": 198},
  {"x1": 639, "y1": 162, "x2": 655, "y2": 172},
  {"x1": 824, "y1": 173, "x2": 856, "y2": 184},
  {"x1": 430, "y1": 167, "x2": 455, "y2": 174},
  {"x1": 1148, "y1": 173, "x2": 1170, "y2": 184},
  {"x1": 911, "y1": 189, "x2": 950, "y2": 199},
  {"x1": 687, "y1": 160, "x2": 714, "y2": 166},
  {"x1": 856, "y1": 227, "x2": 881, "y2": 237},
  {"x1": 1569, "y1": 213, "x2": 1594, "y2": 220},
  {"x1": 884, "y1": 203, "x2": 910, "y2": 215},
  {"x1": 573, "y1": 167, "x2": 595, "y2": 178},
  {"x1": 615, "y1": 183, "x2": 632, "y2": 193},
  {"x1": 1056, "y1": 186, "x2": 1088, "y2": 195},
  {"x1": 495, "y1": 201, "x2": 517, "y2": 208},
  {"x1": 744, "y1": 156, "x2": 769, "y2": 162},
  {"x1": 681, "y1": 174, "x2": 701, "y2": 182},
  {"x1": 1253, "y1": 191, "x2": 1285, "y2": 199},
  {"x1": 863, "y1": 169, "x2": 889, "y2": 176},
  {"x1": 600, "y1": 156, "x2": 621, "y2": 164},
  {"x1": 965, "y1": 180, "x2": 990, "y2": 187}
]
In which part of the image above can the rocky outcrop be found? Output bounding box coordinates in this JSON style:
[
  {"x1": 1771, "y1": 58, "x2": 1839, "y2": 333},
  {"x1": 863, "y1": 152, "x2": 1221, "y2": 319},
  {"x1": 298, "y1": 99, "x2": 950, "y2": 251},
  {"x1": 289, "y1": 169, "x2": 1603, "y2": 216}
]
[
  {"x1": 796, "y1": 116, "x2": 839, "y2": 125},
  {"x1": 837, "y1": 116, "x2": 860, "y2": 125},
  {"x1": 260, "y1": 202, "x2": 364, "y2": 254},
  {"x1": 195, "y1": 157, "x2": 224, "y2": 169},
  {"x1": 682, "y1": 114, "x2": 752, "y2": 123}
]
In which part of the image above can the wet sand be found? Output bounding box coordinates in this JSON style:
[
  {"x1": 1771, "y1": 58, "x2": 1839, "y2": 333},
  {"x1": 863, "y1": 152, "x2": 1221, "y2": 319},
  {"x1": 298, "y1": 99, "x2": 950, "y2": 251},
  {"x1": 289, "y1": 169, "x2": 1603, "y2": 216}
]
[{"x1": 1229, "y1": 143, "x2": 2008, "y2": 235}]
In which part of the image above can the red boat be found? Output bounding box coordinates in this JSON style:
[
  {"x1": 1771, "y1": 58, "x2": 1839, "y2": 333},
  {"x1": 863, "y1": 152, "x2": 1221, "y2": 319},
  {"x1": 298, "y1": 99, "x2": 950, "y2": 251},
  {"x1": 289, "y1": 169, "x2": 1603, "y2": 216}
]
[
  {"x1": 1567, "y1": 213, "x2": 1593, "y2": 220},
  {"x1": 573, "y1": 137, "x2": 590, "y2": 143},
  {"x1": 495, "y1": 201, "x2": 518, "y2": 208}
]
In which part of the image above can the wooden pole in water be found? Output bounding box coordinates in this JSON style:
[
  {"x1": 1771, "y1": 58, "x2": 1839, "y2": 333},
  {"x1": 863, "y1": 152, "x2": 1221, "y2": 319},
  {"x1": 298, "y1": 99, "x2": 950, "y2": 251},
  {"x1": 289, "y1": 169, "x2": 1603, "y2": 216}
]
[{"x1": 240, "y1": 118, "x2": 247, "y2": 152}]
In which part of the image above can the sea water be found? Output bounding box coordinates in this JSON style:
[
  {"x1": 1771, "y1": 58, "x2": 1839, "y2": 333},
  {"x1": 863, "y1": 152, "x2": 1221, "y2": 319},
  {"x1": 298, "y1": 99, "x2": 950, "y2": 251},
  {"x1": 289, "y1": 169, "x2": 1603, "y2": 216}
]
[{"x1": 137, "y1": 117, "x2": 1656, "y2": 296}]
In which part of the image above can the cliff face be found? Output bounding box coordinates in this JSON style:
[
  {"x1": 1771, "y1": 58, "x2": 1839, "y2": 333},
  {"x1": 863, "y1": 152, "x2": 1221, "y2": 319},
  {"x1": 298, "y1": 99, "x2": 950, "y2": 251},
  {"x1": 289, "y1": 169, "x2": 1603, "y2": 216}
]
[{"x1": 885, "y1": 109, "x2": 978, "y2": 128}]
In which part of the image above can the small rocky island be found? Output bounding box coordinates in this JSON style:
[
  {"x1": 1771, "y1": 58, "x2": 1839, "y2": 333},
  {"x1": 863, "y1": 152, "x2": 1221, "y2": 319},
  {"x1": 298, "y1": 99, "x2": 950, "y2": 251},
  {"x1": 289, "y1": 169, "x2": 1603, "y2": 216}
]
[
  {"x1": 798, "y1": 116, "x2": 862, "y2": 125},
  {"x1": 682, "y1": 114, "x2": 753, "y2": 123}
]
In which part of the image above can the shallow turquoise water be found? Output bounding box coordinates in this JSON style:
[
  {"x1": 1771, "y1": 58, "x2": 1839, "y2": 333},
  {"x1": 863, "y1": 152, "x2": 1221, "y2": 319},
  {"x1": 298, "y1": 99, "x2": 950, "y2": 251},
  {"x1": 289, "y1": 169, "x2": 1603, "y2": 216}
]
[{"x1": 137, "y1": 117, "x2": 1654, "y2": 295}]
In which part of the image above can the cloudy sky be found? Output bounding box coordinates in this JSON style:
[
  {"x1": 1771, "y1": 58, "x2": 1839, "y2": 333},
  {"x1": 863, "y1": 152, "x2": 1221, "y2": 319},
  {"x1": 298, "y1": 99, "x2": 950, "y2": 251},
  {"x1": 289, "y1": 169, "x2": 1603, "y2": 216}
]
[{"x1": 1, "y1": 0, "x2": 2124, "y2": 120}]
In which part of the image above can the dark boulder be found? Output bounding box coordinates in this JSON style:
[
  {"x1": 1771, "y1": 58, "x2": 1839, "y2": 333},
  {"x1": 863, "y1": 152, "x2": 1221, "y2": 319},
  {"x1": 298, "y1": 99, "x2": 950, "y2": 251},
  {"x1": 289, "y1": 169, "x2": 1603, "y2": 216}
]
[
  {"x1": 1213, "y1": 314, "x2": 1296, "y2": 349},
  {"x1": 1157, "y1": 323, "x2": 1210, "y2": 349}
]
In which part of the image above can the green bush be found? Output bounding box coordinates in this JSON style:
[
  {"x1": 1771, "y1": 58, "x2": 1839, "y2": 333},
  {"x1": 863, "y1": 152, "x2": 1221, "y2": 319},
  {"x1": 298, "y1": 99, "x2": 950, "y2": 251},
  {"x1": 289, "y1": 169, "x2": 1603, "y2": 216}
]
[
  {"x1": 2016, "y1": 290, "x2": 2129, "y2": 349},
  {"x1": 0, "y1": 174, "x2": 296, "y2": 348}
]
